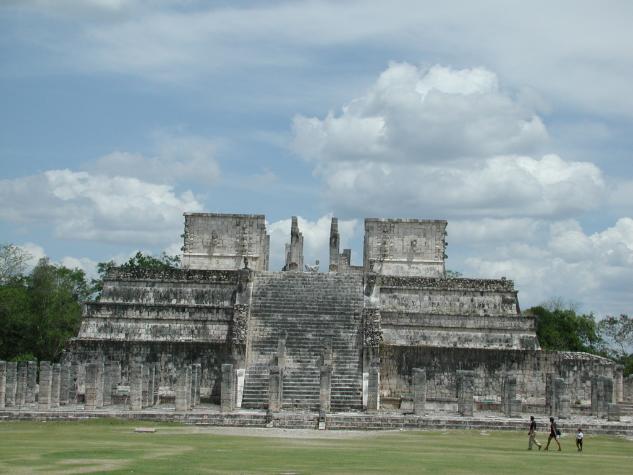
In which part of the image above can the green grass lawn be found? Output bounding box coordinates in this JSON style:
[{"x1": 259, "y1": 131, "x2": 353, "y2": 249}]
[{"x1": 0, "y1": 419, "x2": 631, "y2": 474}]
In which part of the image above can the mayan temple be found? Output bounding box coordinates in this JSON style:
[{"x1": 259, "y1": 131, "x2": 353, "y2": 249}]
[{"x1": 48, "y1": 211, "x2": 627, "y2": 423}]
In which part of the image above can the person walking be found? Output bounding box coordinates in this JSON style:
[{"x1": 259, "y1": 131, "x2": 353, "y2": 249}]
[
  {"x1": 544, "y1": 416, "x2": 562, "y2": 451},
  {"x1": 576, "y1": 428, "x2": 584, "y2": 452},
  {"x1": 528, "y1": 416, "x2": 542, "y2": 450}
]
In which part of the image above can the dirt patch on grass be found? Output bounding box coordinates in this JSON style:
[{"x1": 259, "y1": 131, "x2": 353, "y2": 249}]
[{"x1": 157, "y1": 426, "x2": 401, "y2": 439}]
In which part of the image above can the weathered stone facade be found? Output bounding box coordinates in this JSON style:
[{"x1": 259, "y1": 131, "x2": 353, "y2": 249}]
[{"x1": 51, "y1": 213, "x2": 623, "y2": 416}]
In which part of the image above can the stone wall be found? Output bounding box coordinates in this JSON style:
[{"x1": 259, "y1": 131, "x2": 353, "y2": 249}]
[
  {"x1": 181, "y1": 213, "x2": 269, "y2": 271},
  {"x1": 363, "y1": 219, "x2": 447, "y2": 277},
  {"x1": 65, "y1": 340, "x2": 232, "y2": 403},
  {"x1": 379, "y1": 346, "x2": 616, "y2": 405}
]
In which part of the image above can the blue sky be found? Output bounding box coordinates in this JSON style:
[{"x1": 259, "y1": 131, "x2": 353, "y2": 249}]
[{"x1": 1, "y1": 1, "x2": 632, "y2": 315}]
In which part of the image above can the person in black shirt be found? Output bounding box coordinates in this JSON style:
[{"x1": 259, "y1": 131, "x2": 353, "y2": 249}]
[
  {"x1": 544, "y1": 416, "x2": 562, "y2": 451},
  {"x1": 528, "y1": 416, "x2": 542, "y2": 450}
]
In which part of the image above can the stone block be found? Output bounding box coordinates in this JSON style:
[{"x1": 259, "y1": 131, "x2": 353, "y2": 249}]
[
  {"x1": 607, "y1": 403, "x2": 620, "y2": 422},
  {"x1": 413, "y1": 368, "x2": 426, "y2": 415},
  {"x1": 220, "y1": 363, "x2": 234, "y2": 412},
  {"x1": 400, "y1": 397, "x2": 414, "y2": 414}
]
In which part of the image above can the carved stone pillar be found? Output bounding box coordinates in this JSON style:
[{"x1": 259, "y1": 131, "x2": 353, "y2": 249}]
[
  {"x1": 5, "y1": 362, "x2": 17, "y2": 407},
  {"x1": 220, "y1": 363, "x2": 235, "y2": 412},
  {"x1": 367, "y1": 364, "x2": 380, "y2": 413},
  {"x1": 51, "y1": 363, "x2": 61, "y2": 408},
  {"x1": 129, "y1": 363, "x2": 143, "y2": 411},
  {"x1": 457, "y1": 370, "x2": 474, "y2": 417},
  {"x1": 38, "y1": 362, "x2": 52, "y2": 410},
  {"x1": 413, "y1": 368, "x2": 426, "y2": 415},
  {"x1": 0, "y1": 361, "x2": 5, "y2": 409},
  {"x1": 268, "y1": 365, "x2": 283, "y2": 413},
  {"x1": 320, "y1": 365, "x2": 332, "y2": 413},
  {"x1": 84, "y1": 363, "x2": 99, "y2": 410},
  {"x1": 16, "y1": 361, "x2": 27, "y2": 407},
  {"x1": 26, "y1": 361, "x2": 37, "y2": 404}
]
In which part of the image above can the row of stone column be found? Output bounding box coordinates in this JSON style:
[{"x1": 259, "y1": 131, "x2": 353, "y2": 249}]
[
  {"x1": 84, "y1": 361, "x2": 122, "y2": 410},
  {"x1": 0, "y1": 360, "x2": 78, "y2": 409}
]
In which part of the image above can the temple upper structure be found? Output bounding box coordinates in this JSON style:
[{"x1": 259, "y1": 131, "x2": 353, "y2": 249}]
[
  {"x1": 363, "y1": 219, "x2": 447, "y2": 277},
  {"x1": 181, "y1": 213, "x2": 270, "y2": 271}
]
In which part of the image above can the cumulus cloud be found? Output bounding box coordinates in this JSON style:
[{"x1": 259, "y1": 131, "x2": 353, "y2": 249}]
[
  {"x1": 267, "y1": 214, "x2": 358, "y2": 271},
  {"x1": 87, "y1": 134, "x2": 220, "y2": 186},
  {"x1": 0, "y1": 170, "x2": 202, "y2": 245},
  {"x1": 464, "y1": 218, "x2": 633, "y2": 315},
  {"x1": 293, "y1": 64, "x2": 547, "y2": 163},
  {"x1": 291, "y1": 64, "x2": 605, "y2": 218}
]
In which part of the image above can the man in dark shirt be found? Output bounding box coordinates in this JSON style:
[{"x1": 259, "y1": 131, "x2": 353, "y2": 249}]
[
  {"x1": 528, "y1": 415, "x2": 542, "y2": 450},
  {"x1": 544, "y1": 416, "x2": 562, "y2": 451}
]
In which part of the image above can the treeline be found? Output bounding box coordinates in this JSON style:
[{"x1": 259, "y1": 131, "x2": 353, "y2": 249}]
[
  {"x1": 0, "y1": 243, "x2": 631, "y2": 373},
  {"x1": 0, "y1": 245, "x2": 178, "y2": 362}
]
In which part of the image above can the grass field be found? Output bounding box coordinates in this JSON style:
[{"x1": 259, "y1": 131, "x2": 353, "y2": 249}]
[{"x1": 0, "y1": 419, "x2": 631, "y2": 474}]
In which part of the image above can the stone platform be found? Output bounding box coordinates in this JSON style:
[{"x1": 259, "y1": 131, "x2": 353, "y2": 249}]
[{"x1": 1, "y1": 407, "x2": 632, "y2": 436}]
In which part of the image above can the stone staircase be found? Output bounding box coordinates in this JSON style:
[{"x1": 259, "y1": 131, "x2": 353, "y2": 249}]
[{"x1": 241, "y1": 272, "x2": 364, "y2": 412}]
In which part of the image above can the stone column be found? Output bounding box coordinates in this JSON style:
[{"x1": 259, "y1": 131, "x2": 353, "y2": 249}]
[
  {"x1": 95, "y1": 361, "x2": 105, "y2": 408},
  {"x1": 502, "y1": 373, "x2": 522, "y2": 417},
  {"x1": 129, "y1": 363, "x2": 143, "y2": 411},
  {"x1": 608, "y1": 403, "x2": 620, "y2": 422},
  {"x1": 320, "y1": 365, "x2": 332, "y2": 413},
  {"x1": 59, "y1": 363, "x2": 71, "y2": 406},
  {"x1": 69, "y1": 362, "x2": 79, "y2": 404},
  {"x1": 545, "y1": 373, "x2": 555, "y2": 415},
  {"x1": 16, "y1": 361, "x2": 27, "y2": 407},
  {"x1": 367, "y1": 364, "x2": 380, "y2": 413},
  {"x1": 175, "y1": 366, "x2": 190, "y2": 412},
  {"x1": 185, "y1": 366, "x2": 193, "y2": 410},
  {"x1": 554, "y1": 378, "x2": 570, "y2": 419},
  {"x1": 5, "y1": 362, "x2": 17, "y2": 407},
  {"x1": 457, "y1": 370, "x2": 474, "y2": 417},
  {"x1": 103, "y1": 362, "x2": 119, "y2": 406},
  {"x1": 190, "y1": 365, "x2": 197, "y2": 408},
  {"x1": 413, "y1": 368, "x2": 426, "y2": 415},
  {"x1": 141, "y1": 365, "x2": 150, "y2": 408},
  {"x1": 38, "y1": 362, "x2": 52, "y2": 410},
  {"x1": 0, "y1": 361, "x2": 6, "y2": 409},
  {"x1": 51, "y1": 364, "x2": 61, "y2": 408},
  {"x1": 153, "y1": 364, "x2": 160, "y2": 406},
  {"x1": 220, "y1": 363, "x2": 234, "y2": 412},
  {"x1": 26, "y1": 361, "x2": 37, "y2": 404},
  {"x1": 615, "y1": 365, "x2": 624, "y2": 402},
  {"x1": 268, "y1": 365, "x2": 283, "y2": 413},
  {"x1": 194, "y1": 364, "x2": 201, "y2": 406},
  {"x1": 147, "y1": 364, "x2": 156, "y2": 407},
  {"x1": 84, "y1": 363, "x2": 99, "y2": 410}
]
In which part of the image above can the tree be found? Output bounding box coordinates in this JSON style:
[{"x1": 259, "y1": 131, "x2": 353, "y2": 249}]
[
  {"x1": 0, "y1": 257, "x2": 89, "y2": 362},
  {"x1": 527, "y1": 305, "x2": 605, "y2": 355},
  {"x1": 445, "y1": 269, "x2": 463, "y2": 278},
  {"x1": 91, "y1": 251, "x2": 180, "y2": 300},
  {"x1": 0, "y1": 243, "x2": 30, "y2": 284},
  {"x1": 598, "y1": 314, "x2": 633, "y2": 356}
]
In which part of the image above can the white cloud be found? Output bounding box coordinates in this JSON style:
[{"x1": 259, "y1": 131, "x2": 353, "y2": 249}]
[
  {"x1": 464, "y1": 218, "x2": 633, "y2": 315},
  {"x1": 315, "y1": 154, "x2": 604, "y2": 218},
  {"x1": 290, "y1": 63, "x2": 605, "y2": 218},
  {"x1": 0, "y1": 169, "x2": 202, "y2": 245},
  {"x1": 87, "y1": 133, "x2": 220, "y2": 186},
  {"x1": 293, "y1": 64, "x2": 548, "y2": 163},
  {"x1": 267, "y1": 214, "x2": 358, "y2": 271}
]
